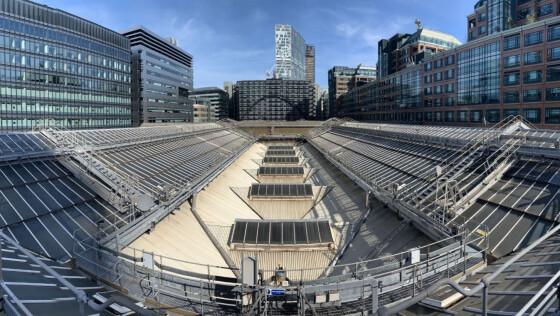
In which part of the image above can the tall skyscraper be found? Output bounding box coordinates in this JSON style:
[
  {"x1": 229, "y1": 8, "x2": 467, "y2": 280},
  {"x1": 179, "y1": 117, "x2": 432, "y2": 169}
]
[
  {"x1": 305, "y1": 45, "x2": 315, "y2": 82},
  {"x1": 0, "y1": 0, "x2": 132, "y2": 130},
  {"x1": 121, "y1": 26, "x2": 193, "y2": 126},
  {"x1": 275, "y1": 24, "x2": 306, "y2": 80}
]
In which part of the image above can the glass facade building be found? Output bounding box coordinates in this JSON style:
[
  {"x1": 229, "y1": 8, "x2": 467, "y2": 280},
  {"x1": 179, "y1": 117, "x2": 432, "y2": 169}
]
[
  {"x1": 0, "y1": 0, "x2": 132, "y2": 130},
  {"x1": 335, "y1": 15, "x2": 560, "y2": 129},
  {"x1": 275, "y1": 25, "x2": 306, "y2": 81},
  {"x1": 121, "y1": 26, "x2": 193, "y2": 126},
  {"x1": 232, "y1": 79, "x2": 316, "y2": 121},
  {"x1": 457, "y1": 41, "x2": 501, "y2": 105}
]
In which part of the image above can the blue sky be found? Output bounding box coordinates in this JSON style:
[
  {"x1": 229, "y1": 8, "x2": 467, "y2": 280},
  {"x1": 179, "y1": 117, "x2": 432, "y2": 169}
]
[{"x1": 36, "y1": 0, "x2": 474, "y2": 89}]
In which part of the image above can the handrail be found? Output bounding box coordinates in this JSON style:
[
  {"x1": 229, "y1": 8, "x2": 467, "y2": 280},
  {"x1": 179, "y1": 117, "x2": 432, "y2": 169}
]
[
  {"x1": 399, "y1": 115, "x2": 522, "y2": 203},
  {"x1": 419, "y1": 138, "x2": 521, "y2": 217},
  {"x1": 0, "y1": 229, "x2": 156, "y2": 316},
  {"x1": 377, "y1": 222, "x2": 560, "y2": 316}
]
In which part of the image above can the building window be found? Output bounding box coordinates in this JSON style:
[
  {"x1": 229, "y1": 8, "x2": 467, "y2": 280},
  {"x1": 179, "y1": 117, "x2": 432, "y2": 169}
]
[
  {"x1": 446, "y1": 55, "x2": 455, "y2": 65},
  {"x1": 435, "y1": 59, "x2": 442, "y2": 68},
  {"x1": 548, "y1": 25, "x2": 560, "y2": 42},
  {"x1": 470, "y1": 110, "x2": 483, "y2": 123},
  {"x1": 424, "y1": 100, "x2": 432, "y2": 107},
  {"x1": 478, "y1": 12, "x2": 487, "y2": 22},
  {"x1": 446, "y1": 83, "x2": 454, "y2": 93},
  {"x1": 434, "y1": 111, "x2": 442, "y2": 122},
  {"x1": 425, "y1": 62, "x2": 432, "y2": 71},
  {"x1": 523, "y1": 89, "x2": 542, "y2": 102},
  {"x1": 547, "y1": 47, "x2": 560, "y2": 61},
  {"x1": 434, "y1": 99, "x2": 443, "y2": 107},
  {"x1": 545, "y1": 107, "x2": 560, "y2": 123},
  {"x1": 537, "y1": 4, "x2": 553, "y2": 17},
  {"x1": 416, "y1": 112, "x2": 423, "y2": 121},
  {"x1": 486, "y1": 109, "x2": 501, "y2": 123},
  {"x1": 547, "y1": 65, "x2": 560, "y2": 81},
  {"x1": 504, "y1": 109, "x2": 519, "y2": 117},
  {"x1": 445, "y1": 97, "x2": 454, "y2": 107},
  {"x1": 435, "y1": 72, "x2": 442, "y2": 81},
  {"x1": 504, "y1": 91, "x2": 520, "y2": 103},
  {"x1": 504, "y1": 55, "x2": 521, "y2": 68},
  {"x1": 504, "y1": 36, "x2": 520, "y2": 50},
  {"x1": 523, "y1": 108, "x2": 541, "y2": 124},
  {"x1": 503, "y1": 72, "x2": 520, "y2": 86},
  {"x1": 458, "y1": 111, "x2": 468, "y2": 122},
  {"x1": 546, "y1": 87, "x2": 560, "y2": 101},
  {"x1": 523, "y1": 70, "x2": 542, "y2": 84},
  {"x1": 469, "y1": 31, "x2": 476, "y2": 40},
  {"x1": 435, "y1": 85, "x2": 442, "y2": 94},
  {"x1": 424, "y1": 87, "x2": 432, "y2": 95},
  {"x1": 524, "y1": 31, "x2": 543, "y2": 46},
  {"x1": 445, "y1": 69, "x2": 455, "y2": 79},
  {"x1": 424, "y1": 112, "x2": 433, "y2": 121},
  {"x1": 479, "y1": 25, "x2": 487, "y2": 35},
  {"x1": 445, "y1": 111, "x2": 454, "y2": 122},
  {"x1": 524, "y1": 51, "x2": 542, "y2": 65},
  {"x1": 424, "y1": 75, "x2": 432, "y2": 83},
  {"x1": 517, "y1": 8, "x2": 532, "y2": 21}
]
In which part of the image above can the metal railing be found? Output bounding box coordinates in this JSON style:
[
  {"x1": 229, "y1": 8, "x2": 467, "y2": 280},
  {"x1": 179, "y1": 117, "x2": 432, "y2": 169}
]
[
  {"x1": 73, "y1": 233, "x2": 242, "y2": 315},
  {"x1": 0, "y1": 230, "x2": 156, "y2": 316},
  {"x1": 377, "y1": 223, "x2": 560, "y2": 316}
]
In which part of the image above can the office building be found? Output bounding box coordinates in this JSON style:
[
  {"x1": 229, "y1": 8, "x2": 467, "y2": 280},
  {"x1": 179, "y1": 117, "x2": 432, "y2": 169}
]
[
  {"x1": 467, "y1": 0, "x2": 560, "y2": 42},
  {"x1": 0, "y1": 0, "x2": 132, "y2": 130},
  {"x1": 223, "y1": 81, "x2": 234, "y2": 98},
  {"x1": 232, "y1": 79, "x2": 316, "y2": 121},
  {"x1": 336, "y1": 13, "x2": 560, "y2": 129},
  {"x1": 192, "y1": 98, "x2": 215, "y2": 123},
  {"x1": 328, "y1": 65, "x2": 377, "y2": 118},
  {"x1": 305, "y1": 45, "x2": 315, "y2": 82},
  {"x1": 377, "y1": 21, "x2": 461, "y2": 80},
  {"x1": 275, "y1": 24, "x2": 306, "y2": 80},
  {"x1": 189, "y1": 86, "x2": 229, "y2": 120},
  {"x1": 121, "y1": 25, "x2": 193, "y2": 126},
  {"x1": 378, "y1": 33, "x2": 411, "y2": 79}
]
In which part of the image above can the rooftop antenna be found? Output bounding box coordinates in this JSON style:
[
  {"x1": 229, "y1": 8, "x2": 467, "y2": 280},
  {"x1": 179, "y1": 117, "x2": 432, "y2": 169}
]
[{"x1": 415, "y1": 18, "x2": 422, "y2": 30}]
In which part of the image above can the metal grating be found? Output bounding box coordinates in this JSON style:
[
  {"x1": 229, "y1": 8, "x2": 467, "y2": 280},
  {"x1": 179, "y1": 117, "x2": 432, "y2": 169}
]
[
  {"x1": 249, "y1": 183, "x2": 312, "y2": 197},
  {"x1": 265, "y1": 150, "x2": 296, "y2": 156},
  {"x1": 258, "y1": 166, "x2": 304, "y2": 176},
  {"x1": 230, "y1": 219, "x2": 333, "y2": 245},
  {"x1": 262, "y1": 156, "x2": 300, "y2": 164}
]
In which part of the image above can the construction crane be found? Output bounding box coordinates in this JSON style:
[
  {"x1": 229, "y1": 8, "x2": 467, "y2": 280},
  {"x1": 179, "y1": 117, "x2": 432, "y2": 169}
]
[{"x1": 266, "y1": 63, "x2": 276, "y2": 78}]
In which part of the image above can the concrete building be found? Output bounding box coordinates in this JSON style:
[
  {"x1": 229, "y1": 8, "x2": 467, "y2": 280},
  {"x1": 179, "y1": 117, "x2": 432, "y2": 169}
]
[
  {"x1": 232, "y1": 79, "x2": 316, "y2": 121},
  {"x1": 275, "y1": 24, "x2": 306, "y2": 80},
  {"x1": 305, "y1": 45, "x2": 315, "y2": 82},
  {"x1": 121, "y1": 25, "x2": 193, "y2": 126},
  {"x1": 0, "y1": 0, "x2": 132, "y2": 130},
  {"x1": 328, "y1": 65, "x2": 377, "y2": 118},
  {"x1": 189, "y1": 86, "x2": 229, "y2": 121},
  {"x1": 223, "y1": 81, "x2": 234, "y2": 98},
  {"x1": 192, "y1": 98, "x2": 215, "y2": 123},
  {"x1": 335, "y1": 12, "x2": 560, "y2": 129}
]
